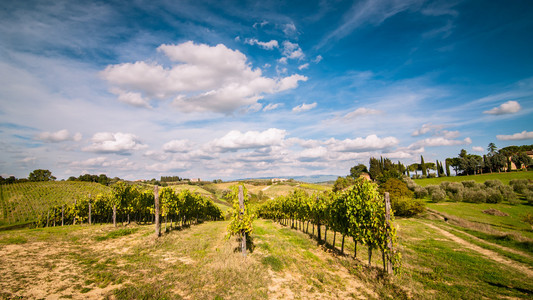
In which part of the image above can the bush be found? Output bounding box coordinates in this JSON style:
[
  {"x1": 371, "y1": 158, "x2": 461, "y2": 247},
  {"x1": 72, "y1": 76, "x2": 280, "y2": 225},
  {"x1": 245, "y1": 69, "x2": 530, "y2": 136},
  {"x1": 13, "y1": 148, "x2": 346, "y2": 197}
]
[
  {"x1": 392, "y1": 197, "x2": 426, "y2": 217},
  {"x1": 402, "y1": 176, "x2": 417, "y2": 190},
  {"x1": 484, "y1": 180, "x2": 503, "y2": 189},
  {"x1": 431, "y1": 189, "x2": 446, "y2": 202},
  {"x1": 462, "y1": 180, "x2": 477, "y2": 188},
  {"x1": 380, "y1": 178, "x2": 413, "y2": 200},
  {"x1": 414, "y1": 186, "x2": 428, "y2": 199},
  {"x1": 525, "y1": 190, "x2": 533, "y2": 204},
  {"x1": 463, "y1": 189, "x2": 487, "y2": 203},
  {"x1": 444, "y1": 182, "x2": 464, "y2": 202},
  {"x1": 510, "y1": 179, "x2": 529, "y2": 194},
  {"x1": 500, "y1": 185, "x2": 518, "y2": 203},
  {"x1": 486, "y1": 188, "x2": 503, "y2": 203},
  {"x1": 426, "y1": 185, "x2": 441, "y2": 196}
]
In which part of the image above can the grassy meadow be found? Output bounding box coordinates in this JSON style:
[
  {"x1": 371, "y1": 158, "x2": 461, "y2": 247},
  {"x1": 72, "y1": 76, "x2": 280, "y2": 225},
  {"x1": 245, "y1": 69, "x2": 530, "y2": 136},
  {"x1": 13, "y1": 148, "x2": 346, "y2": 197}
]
[{"x1": 413, "y1": 170, "x2": 532, "y2": 186}]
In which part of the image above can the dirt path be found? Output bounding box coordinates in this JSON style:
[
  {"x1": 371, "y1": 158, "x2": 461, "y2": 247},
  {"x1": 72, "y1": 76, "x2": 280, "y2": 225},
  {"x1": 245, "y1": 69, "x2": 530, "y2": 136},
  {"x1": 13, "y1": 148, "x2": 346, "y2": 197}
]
[
  {"x1": 261, "y1": 185, "x2": 271, "y2": 191},
  {"x1": 421, "y1": 221, "x2": 533, "y2": 277}
]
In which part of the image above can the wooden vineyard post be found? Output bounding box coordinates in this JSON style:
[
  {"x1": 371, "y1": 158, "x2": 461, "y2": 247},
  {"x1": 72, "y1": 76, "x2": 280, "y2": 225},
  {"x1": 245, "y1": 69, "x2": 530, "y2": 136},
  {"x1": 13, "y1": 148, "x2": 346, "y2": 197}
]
[
  {"x1": 113, "y1": 204, "x2": 117, "y2": 227},
  {"x1": 154, "y1": 185, "x2": 160, "y2": 237},
  {"x1": 384, "y1": 192, "x2": 393, "y2": 274},
  {"x1": 239, "y1": 185, "x2": 246, "y2": 257},
  {"x1": 88, "y1": 194, "x2": 92, "y2": 226},
  {"x1": 61, "y1": 205, "x2": 64, "y2": 226}
]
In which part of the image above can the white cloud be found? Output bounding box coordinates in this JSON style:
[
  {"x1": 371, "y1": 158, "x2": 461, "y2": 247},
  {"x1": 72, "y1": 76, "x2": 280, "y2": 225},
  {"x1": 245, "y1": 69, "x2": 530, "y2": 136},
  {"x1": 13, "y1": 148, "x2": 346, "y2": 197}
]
[
  {"x1": 146, "y1": 160, "x2": 191, "y2": 172},
  {"x1": 282, "y1": 41, "x2": 304, "y2": 60},
  {"x1": 483, "y1": 100, "x2": 521, "y2": 115},
  {"x1": 70, "y1": 156, "x2": 137, "y2": 170},
  {"x1": 298, "y1": 63, "x2": 309, "y2": 70},
  {"x1": 496, "y1": 130, "x2": 533, "y2": 140},
  {"x1": 143, "y1": 150, "x2": 169, "y2": 161},
  {"x1": 411, "y1": 123, "x2": 445, "y2": 136},
  {"x1": 297, "y1": 146, "x2": 328, "y2": 162},
  {"x1": 37, "y1": 129, "x2": 82, "y2": 143},
  {"x1": 245, "y1": 38, "x2": 279, "y2": 50},
  {"x1": 410, "y1": 137, "x2": 472, "y2": 148},
  {"x1": 283, "y1": 23, "x2": 297, "y2": 36},
  {"x1": 101, "y1": 41, "x2": 306, "y2": 113},
  {"x1": 472, "y1": 146, "x2": 484, "y2": 152},
  {"x1": 292, "y1": 102, "x2": 317, "y2": 112},
  {"x1": 263, "y1": 103, "x2": 282, "y2": 111},
  {"x1": 208, "y1": 128, "x2": 287, "y2": 152},
  {"x1": 327, "y1": 135, "x2": 399, "y2": 152},
  {"x1": 343, "y1": 107, "x2": 381, "y2": 119},
  {"x1": 83, "y1": 132, "x2": 147, "y2": 153},
  {"x1": 162, "y1": 139, "x2": 195, "y2": 153},
  {"x1": 253, "y1": 20, "x2": 269, "y2": 28},
  {"x1": 313, "y1": 55, "x2": 323, "y2": 63}
]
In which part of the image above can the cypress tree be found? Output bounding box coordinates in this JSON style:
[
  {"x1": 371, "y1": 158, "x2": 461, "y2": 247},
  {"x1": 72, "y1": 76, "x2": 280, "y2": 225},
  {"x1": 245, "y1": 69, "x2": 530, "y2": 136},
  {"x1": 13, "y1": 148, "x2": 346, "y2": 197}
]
[
  {"x1": 421, "y1": 155, "x2": 427, "y2": 176},
  {"x1": 445, "y1": 159, "x2": 451, "y2": 177},
  {"x1": 436, "y1": 160, "x2": 440, "y2": 177}
]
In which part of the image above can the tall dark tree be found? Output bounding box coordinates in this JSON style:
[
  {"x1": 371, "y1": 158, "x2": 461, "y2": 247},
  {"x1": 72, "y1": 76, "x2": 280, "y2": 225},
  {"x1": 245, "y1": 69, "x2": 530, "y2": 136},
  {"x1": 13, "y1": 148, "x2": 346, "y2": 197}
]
[
  {"x1": 445, "y1": 159, "x2": 451, "y2": 177},
  {"x1": 487, "y1": 142, "x2": 497, "y2": 154},
  {"x1": 349, "y1": 164, "x2": 368, "y2": 178},
  {"x1": 421, "y1": 155, "x2": 427, "y2": 176}
]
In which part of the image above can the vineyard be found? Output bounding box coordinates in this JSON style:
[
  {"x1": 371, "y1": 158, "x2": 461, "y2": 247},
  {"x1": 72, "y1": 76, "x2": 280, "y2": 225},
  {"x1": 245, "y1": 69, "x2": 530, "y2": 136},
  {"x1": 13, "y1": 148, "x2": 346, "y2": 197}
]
[
  {"x1": 258, "y1": 179, "x2": 399, "y2": 273},
  {"x1": 0, "y1": 181, "x2": 110, "y2": 226}
]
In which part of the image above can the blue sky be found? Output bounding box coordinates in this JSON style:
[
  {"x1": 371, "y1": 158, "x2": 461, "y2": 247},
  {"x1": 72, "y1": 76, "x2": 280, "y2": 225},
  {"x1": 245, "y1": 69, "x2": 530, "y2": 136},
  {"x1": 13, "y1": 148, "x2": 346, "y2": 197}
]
[{"x1": 1, "y1": 0, "x2": 532, "y2": 181}]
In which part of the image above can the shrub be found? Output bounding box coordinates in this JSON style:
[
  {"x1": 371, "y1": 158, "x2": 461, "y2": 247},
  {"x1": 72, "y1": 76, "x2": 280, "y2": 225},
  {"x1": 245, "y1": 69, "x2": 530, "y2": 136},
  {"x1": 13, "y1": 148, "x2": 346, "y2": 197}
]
[
  {"x1": 510, "y1": 179, "x2": 529, "y2": 193},
  {"x1": 462, "y1": 180, "x2": 477, "y2": 188},
  {"x1": 402, "y1": 176, "x2": 417, "y2": 190},
  {"x1": 380, "y1": 178, "x2": 413, "y2": 200},
  {"x1": 525, "y1": 190, "x2": 533, "y2": 204},
  {"x1": 484, "y1": 180, "x2": 503, "y2": 189},
  {"x1": 486, "y1": 188, "x2": 504, "y2": 203},
  {"x1": 426, "y1": 185, "x2": 441, "y2": 196},
  {"x1": 414, "y1": 186, "x2": 428, "y2": 199},
  {"x1": 439, "y1": 181, "x2": 451, "y2": 190},
  {"x1": 463, "y1": 189, "x2": 487, "y2": 203},
  {"x1": 444, "y1": 182, "x2": 464, "y2": 202},
  {"x1": 431, "y1": 189, "x2": 446, "y2": 202},
  {"x1": 392, "y1": 197, "x2": 426, "y2": 217},
  {"x1": 500, "y1": 185, "x2": 518, "y2": 203}
]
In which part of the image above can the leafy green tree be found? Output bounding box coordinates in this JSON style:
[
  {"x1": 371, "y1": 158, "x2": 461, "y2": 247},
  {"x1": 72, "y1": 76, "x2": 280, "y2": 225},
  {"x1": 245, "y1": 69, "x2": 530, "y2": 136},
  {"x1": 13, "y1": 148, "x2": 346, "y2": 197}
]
[
  {"x1": 349, "y1": 164, "x2": 368, "y2": 178},
  {"x1": 512, "y1": 152, "x2": 533, "y2": 170},
  {"x1": 333, "y1": 176, "x2": 356, "y2": 192},
  {"x1": 369, "y1": 157, "x2": 382, "y2": 180},
  {"x1": 28, "y1": 169, "x2": 56, "y2": 182}
]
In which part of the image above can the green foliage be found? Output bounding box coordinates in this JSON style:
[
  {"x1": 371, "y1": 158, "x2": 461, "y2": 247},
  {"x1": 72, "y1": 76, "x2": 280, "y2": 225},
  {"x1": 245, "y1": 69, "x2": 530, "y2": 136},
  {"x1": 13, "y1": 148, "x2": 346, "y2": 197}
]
[
  {"x1": 28, "y1": 169, "x2": 56, "y2": 182},
  {"x1": 226, "y1": 185, "x2": 254, "y2": 239},
  {"x1": 349, "y1": 164, "x2": 368, "y2": 178},
  {"x1": 379, "y1": 178, "x2": 413, "y2": 200},
  {"x1": 391, "y1": 197, "x2": 425, "y2": 217},
  {"x1": 421, "y1": 156, "x2": 427, "y2": 176},
  {"x1": 332, "y1": 176, "x2": 355, "y2": 192}
]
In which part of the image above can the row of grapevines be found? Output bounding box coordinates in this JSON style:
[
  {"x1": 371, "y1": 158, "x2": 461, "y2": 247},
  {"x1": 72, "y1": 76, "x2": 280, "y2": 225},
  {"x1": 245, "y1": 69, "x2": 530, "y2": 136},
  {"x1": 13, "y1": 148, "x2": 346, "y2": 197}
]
[
  {"x1": 35, "y1": 182, "x2": 224, "y2": 227},
  {"x1": 258, "y1": 178, "x2": 401, "y2": 273}
]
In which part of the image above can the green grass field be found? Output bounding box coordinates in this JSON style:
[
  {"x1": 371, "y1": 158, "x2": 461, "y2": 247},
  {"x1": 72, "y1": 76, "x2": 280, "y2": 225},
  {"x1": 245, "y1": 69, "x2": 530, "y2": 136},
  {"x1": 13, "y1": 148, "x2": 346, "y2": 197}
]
[{"x1": 413, "y1": 171, "x2": 533, "y2": 186}]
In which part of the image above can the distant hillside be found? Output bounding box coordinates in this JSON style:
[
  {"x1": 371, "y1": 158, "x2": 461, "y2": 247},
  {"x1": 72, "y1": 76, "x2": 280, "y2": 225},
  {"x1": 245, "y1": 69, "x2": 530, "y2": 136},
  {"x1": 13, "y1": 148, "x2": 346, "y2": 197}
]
[{"x1": 235, "y1": 175, "x2": 340, "y2": 183}]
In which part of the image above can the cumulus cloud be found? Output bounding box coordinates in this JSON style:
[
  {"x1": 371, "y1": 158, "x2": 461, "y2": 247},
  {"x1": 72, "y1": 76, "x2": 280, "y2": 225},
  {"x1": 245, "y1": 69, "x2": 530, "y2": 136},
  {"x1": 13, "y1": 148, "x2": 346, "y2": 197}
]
[
  {"x1": 292, "y1": 102, "x2": 317, "y2": 112},
  {"x1": 496, "y1": 130, "x2": 533, "y2": 140},
  {"x1": 208, "y1": 128, "x2": 287, "y2": 152},
  {"x1": 101, "y1": 41, "x2": 307, "y2": 113},
  {"x1": 143, "y1": 150, "x2": 169, "y2": 161},
  {"x1": 410, "y1": 137, "x2": 472, "y2": 148},
  {"x1": 146, "y1": 160, "x2": 191, "y2": 172},
  {"x1": 245, "y1": 38, "x2": 279, "y2": 50},
  {"x1": 326, "y1": 135, "x2": 399, "y2": 152},
  {"x1": 343, "y1": 107, "x2": 381, "y2": 119},
  {"x1": 472, "y1": 146, "x2": 484, "y2": 152},
  {"x1": 282, "y1": 41, "x2": 304, "y2": 60},
  {"x1": 83, "y1": 132, "x2": 146, "y2": 153},
  {"x1": 162, "y1": 139, "x2": 195, "y2": 153},
  {"x1": 37, "y1": 129, "x2": 82, "y2": 143},
  {"x1": 483, "y1": 100, "x2": 521, "y2": 115}
]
